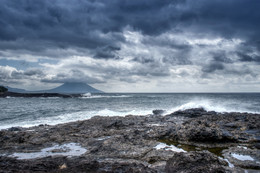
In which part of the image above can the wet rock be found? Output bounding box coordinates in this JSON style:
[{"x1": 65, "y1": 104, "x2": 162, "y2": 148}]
[
  {"x1": 0, "y1": 109, "x2": 259, "y2": 172},
  {"x1": 170, "y1": 111, "x2": 260, "y2": 145},
  {"x1": 104, "y1": 120, "x2": 125, "y2": 129},
  {"x1": 0, "y1": 156, "x2": 156, "y2": 173},
  {"x1": 254, "y1": 143, "x2": 260, "y2": 149},
  {"x1": 167, "y1": 108, "x2": 211, "y2": 118},
  {"x1": 8, "y1": 127, "x2": 22, "y2": 132},
  {"x1": 152, "y1": 109, "x2": 164, "y2": 115},
  {"x1": 165, "y1": 151, "x2": 229, "y2": 173},
  {"x1": 223, "y1": 146, "x2": 260, "y2": 170},
  {"x1": 143, "y1": 149, "x2": 176, "y2": 164}
]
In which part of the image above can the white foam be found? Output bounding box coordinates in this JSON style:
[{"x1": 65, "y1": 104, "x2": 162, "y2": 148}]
[
  {"x1": 82, "y1": 93, "x2": 91, "y2": 97},
  {"x1": 231, "y1": 153, "x2": 254, "y2": 161},
  {"x1": 8, "y1": 143, "x2": 87, "y2": 160},
  {"x1": 148, "y1": 123, "x2": 163, "y2": 127},
  {"x1": 226, "y1": 159, "x2": 234, "y2": 168},
  {"x1": 96, "y1": 136, "x2": 111, "y2": 141},
  {"x1": 40, "y1": 97, "x2": 60, "y2": 99},
  {"x1": 219, "y1": 158, "x2": 234, "y2": 168},
  {"x1": 154, "y1": 143, "x2": 186, "y2": 153},
  {"x1": 81, "y1": 93, "x2": 131, "y2": 99},
  {"x1": 0, "y1": 109, "x2": 152, "y2": 129},
  {"x1": 165, "y1": 99, "x2": 256, "y2": 114},
  {"x1": 1, "y1": 96, "x2": 257, "y2": 130},
  {"x1": 238, "y1": 146, "x2": 248, "y2": 150}
]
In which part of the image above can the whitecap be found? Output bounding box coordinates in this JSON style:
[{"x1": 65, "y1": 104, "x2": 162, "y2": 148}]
[
  {"x1": 165, "y1": 99, "x2": 256, "y2": 114},
  {"x1": 80, "y1": 94, "x2": 132, "y2": 99},
  {"x1": 0, "y1": 109, "x2": 152, "y2": 129}
]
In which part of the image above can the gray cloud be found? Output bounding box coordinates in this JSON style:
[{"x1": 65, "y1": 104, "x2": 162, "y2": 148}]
[
  {"x1": 237, "y1": 52, "x2": 260, "y2": 63},
  {"x1": 94, "y1": 46, "x2": 121, "y2": 59},
  {"x1": 41, "y1": 69, "x2": 105, "y2": 84},
  {"x1": 202, "y1": 62, "x2": 224, "y2": 73},
  {"x1": 211, "y1": 52, "x2": 233, "y2": 64},
  {"x1": 0, "y1": 0, "x2": 260, "y2": 91},
  {"x1": 23, "y1": 69, "x2": 44, "y2": 76},
  {"x1": 1, "y1": 0, "x2": 259, "y2": 56}
]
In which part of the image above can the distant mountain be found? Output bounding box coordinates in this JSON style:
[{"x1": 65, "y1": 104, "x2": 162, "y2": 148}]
[
  {"x1": 5, "y1": 86, "x2": 28, "y2": 93},
  {"x1": 3, "y1": 82, "x2": 103, "y2": 94},
  {"x1": 41, "y1": 82, "x2": 103, "y2": 94}
]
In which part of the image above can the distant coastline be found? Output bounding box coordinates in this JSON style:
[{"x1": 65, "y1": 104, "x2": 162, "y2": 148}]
[{"x1": 0, "y1": 91, "x2": 80, "y2": 98}]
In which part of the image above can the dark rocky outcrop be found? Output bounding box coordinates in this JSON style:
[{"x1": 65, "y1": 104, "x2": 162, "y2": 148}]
[
  {"x1": 0, "y1": 108, "x2": 259, "y2": 172},
  {"x1": 0, "y1": 157, "x2": 156, "y2": 173},
  {"x1": 153, "y1": 109, "x2": 165, "y2": 115},
  {"x1": 0, "y1": 86, "x2": 8, "y2": 93},
  {"x1": 163, "y1": 109, "x2": 260, "y2": 146},
  {"x1": 167, "y1": 107, "x2": 210, "y2": 118},
  {"x1": 165, "y1": 151, "x2": 229, "y2": 173}
]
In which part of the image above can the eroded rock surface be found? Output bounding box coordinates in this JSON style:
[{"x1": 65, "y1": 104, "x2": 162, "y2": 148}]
[
  {"x1": 165, "y1": 151, "x2": 229, "y2": 173},
  {"x1": 223, "y1": 146, "x2": 260, "y2": 170},
  {"x1": 0, "y1": 108, "x2": 259, "y2": 172}
]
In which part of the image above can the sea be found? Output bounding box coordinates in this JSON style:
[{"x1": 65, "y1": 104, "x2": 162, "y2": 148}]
[{"x1": 0, "y1": 93, "x2": 259, "y2": 130}]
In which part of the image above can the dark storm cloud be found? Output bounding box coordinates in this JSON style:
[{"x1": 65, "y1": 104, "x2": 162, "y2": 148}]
[
  {"x1": 1, "y1": 0, "x2": 259, "y2": 54},
  {"x1": 237, "y1": 52, "x2": 260, "y2": 63},
  {"x1": 94, "y1": 46, "x2": 121, "y2": 59},
  {"x1": 202, "y1": 62, "x2": 224, "y2": 73},
  {"x1": 140, "y1": 34, "x2": 193, "y2": 65},
  {"x1": 201, "y1": 52, "x2": 231, "y2": 74},
  {"x1": 131, "y1": 57, "x2": 155, "y2": 64},
  {"x1": 0, "y1": 0, "x2": 260, "y2": 88},
  {"x1": 0, "y1": 0, "x2": 124, "y2": 56},
  {"x1": 211, "y1": 52, "x2": 233, "y2": 64},
  {"x1": 162, "y1": 55, "x2": 192, "y2": 66},
  {"x1": 186, "y1": 0, "x2": 260, "y2": 38}
]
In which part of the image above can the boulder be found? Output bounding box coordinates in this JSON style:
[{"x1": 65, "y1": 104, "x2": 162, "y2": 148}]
[
  {"x1": 165, "y1": 151, "x2": 229, "y2": 173},
  {"x1": 152, "y1": 109, "x2": 164, "y2": 115}
]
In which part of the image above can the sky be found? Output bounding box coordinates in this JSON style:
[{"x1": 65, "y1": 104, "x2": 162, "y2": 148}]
[{"x1": 0, "y1": 0, "x2": 260, "y2": 92}]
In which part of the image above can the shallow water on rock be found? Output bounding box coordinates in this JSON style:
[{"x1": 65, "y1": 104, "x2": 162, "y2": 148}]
[
  {"x1": 158, "y1": 139, "x2": 227, "y2": 157},
  {"x1": 231, "y1": 153, "x2": 255, "y2": 161},
  {"x1": 154, "y1": 143, "x2": 186, "y2": 153},
  {"x1": 159, "y1": 139, "x2": 260, "y2": 172},
  {"x1": 7, "y1": 143, "x2": 87, "y2": 160}
]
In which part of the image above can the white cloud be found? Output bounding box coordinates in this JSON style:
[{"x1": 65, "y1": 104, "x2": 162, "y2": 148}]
[{"x1": 1, "y1": 28, "x2": 259, "y2": 92}]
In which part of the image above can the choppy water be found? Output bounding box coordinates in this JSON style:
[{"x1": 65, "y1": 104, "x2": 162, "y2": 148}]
[{"x1": 0, "y1": 93, "x2": 259, "y2": 129}]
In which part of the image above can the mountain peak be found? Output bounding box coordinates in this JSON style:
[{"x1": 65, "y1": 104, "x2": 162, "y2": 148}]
[
  {"x1": 47, "y1": 82, "x2": 103, "y2": 94},
  {"x1": 4, "y1": 82, "x2": 103, "y2": 94}
]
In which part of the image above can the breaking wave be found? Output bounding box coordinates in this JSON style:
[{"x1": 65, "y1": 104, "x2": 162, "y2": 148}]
[
  {"x1": 0, "y1": 109, "x2": 151, "y2": 129},
  {"x1": 80, "y1": 93, "x2": 131, "y2": 99},
  {"x1": 1, "y1": 94, "x2": 259, "y2": 130},
  {"x1": 166, "y1": 99, "x2": 258, "y2": 114}
]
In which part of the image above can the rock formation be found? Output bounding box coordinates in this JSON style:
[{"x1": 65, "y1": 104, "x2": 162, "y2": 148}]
[{"x1": 0, "y1": 108, "x2": 259, "y2": 172}]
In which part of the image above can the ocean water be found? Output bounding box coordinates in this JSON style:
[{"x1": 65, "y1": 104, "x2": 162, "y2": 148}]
[{"x1": 0, "y1": 93, "x2": 259, "y2": 129}]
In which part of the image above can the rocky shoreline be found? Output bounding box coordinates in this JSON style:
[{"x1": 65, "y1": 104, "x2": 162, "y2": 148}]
[{"x1": 0, "y1": 108, "x2": 259, "y2": 172}]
